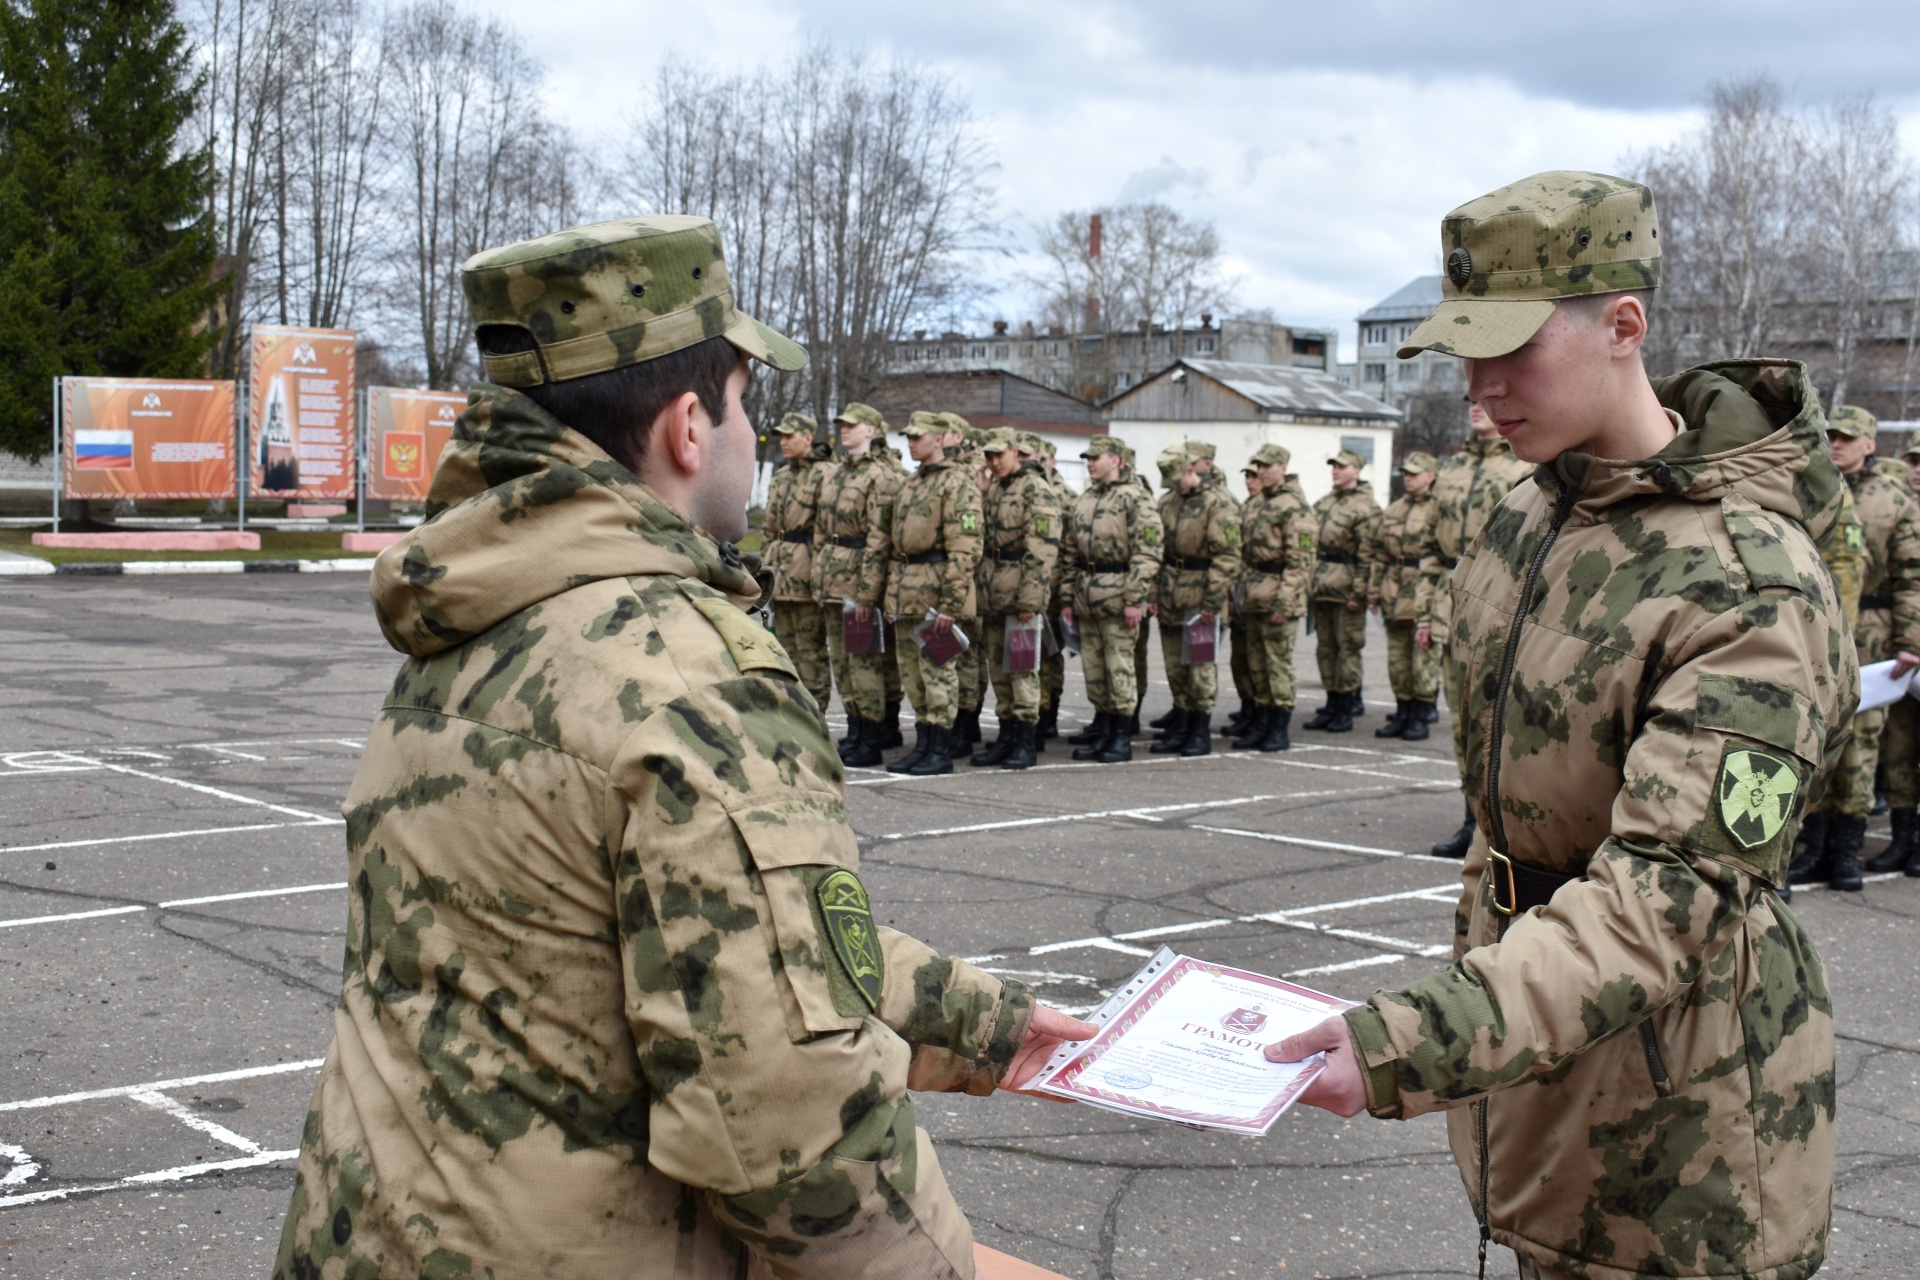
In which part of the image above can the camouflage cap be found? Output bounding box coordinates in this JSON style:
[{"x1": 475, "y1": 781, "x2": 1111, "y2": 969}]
[
  {"x1": 1398, "y1": 171, "x2": 1661, "y2": 361},
  {"x1": 1241, "y1": 463, "x2": 1259, "y2": 477},
  {"x1": 1904, "y1": 438, "x2": 1920, "y2": 461},
  {"x1": 1156, "y1": 446, "x2": 1185, "y2": 480},
  {"x1": 1016, "y1": 431, "x2": 1044, "y2": 456},
  {"x1": 834, "y1": 402, "x2": 886, "y2": 432},
  {"x1": 1399, "y1": 450, "x2": 1439, "y2": 475},
  {"x1": 1182, "y1": 440, "x2": 1217, "y2": 462},
  {"x1": 1121, "y1": 445, "x2": 1138, "y2": 468},
  {"x1": 1329, "y1": 449, "x2": 1366, "y2": 469},
  {"x1": 772, "y1": 411, "x2": 817, "y2": 436},
  {"x1": 942, "y1": 412, "x2": 973, "y2": 436},
  {"x1": 463, "y1": 215, "x2": 807, "y2": 387},
  {"x1": 1082, "y1": 436, "x2": 1121, "y2": 459},
  {"x1": 901, "y1": 410, "x2": 945, "y2": 439},
  {"x1": 1251, "y1": 443, "x2": 1291, "y2": 468},
  {"x1": 980, "y1": 427, "x2": 1018, "y2": 454},
  {"x1": 1828, "y1": 404, "x2": 1878, "y2": 439},
  {"x1": 1039, "y1": 438, "x2": 1057, "y2": 459}
]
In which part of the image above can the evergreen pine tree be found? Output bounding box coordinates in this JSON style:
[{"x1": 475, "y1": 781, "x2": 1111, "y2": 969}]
[{"x1": 0, "y1": 0, "x2": 220, "y2": 460}]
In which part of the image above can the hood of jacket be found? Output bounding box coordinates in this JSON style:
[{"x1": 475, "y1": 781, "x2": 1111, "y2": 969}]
[
  {"x1": 370, "y1": 384, "x2": 759, "y2": 658},
  {"x1": 1535, "y1": 358, "x2": 1844, "y2": 544}
]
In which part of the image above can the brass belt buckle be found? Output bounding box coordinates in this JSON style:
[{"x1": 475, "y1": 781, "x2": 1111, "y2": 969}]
[{"x1": 1488, "y1": 848, "x2": 1518, "y2": 917}]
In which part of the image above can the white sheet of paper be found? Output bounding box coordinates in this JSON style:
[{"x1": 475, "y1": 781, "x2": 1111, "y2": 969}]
[
  {"x1": 1028, "y1": 948, "x2": 1352, "y2": 1136},
  {"x1": 1857, "y1": 659, "x2": 1913, "y2": 713}
]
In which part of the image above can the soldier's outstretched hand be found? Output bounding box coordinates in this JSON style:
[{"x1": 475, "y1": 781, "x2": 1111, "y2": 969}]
[
  {"x1": 1001, "y1": 1005, "x2": 1100, "y2": 1094},
  {"x1": 1265, "y1": 1014, "x2": 1367, "y2": 1117}
]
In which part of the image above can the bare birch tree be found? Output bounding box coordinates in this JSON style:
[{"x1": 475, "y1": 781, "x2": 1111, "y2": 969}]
[{"x1": 1805, "y1": 96, "x2": 1911, "y2": 408}]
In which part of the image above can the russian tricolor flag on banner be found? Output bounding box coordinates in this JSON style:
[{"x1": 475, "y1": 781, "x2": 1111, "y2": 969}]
[{"x1": 74, "y1": 429, "x2": 134, "y2": 469}]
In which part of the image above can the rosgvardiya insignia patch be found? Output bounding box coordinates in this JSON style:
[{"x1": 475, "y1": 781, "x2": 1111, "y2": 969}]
[
  {"x1": 1716, "y1": 748, "x2": 1799, "y2": 850},
  {"x1": 817, "y1": 869, "x2": 884, "y2": 1010}
]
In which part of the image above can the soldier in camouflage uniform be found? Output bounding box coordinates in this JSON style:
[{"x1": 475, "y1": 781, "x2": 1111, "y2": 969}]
[
  {"x1": 1367, "y1": 451, "x2": 1440, "y2": 741},
  {"x1": 1224, "y1": 462, "x2": 1264, "y2": 736},
  {"x1": 1303, "y1": 450, "x2": 1380, "y2": 733},
  {"x1": 1030, "y1": 434, "x2": 1074, "y2": 741},
  {"x1": 944, "y1": 413, "x2": 991, "y2": 751},
  {"x1": 1418, "y1": 401, "x2": 1537, "y2": 856},
  {"x1": 969, "y1": 428, "x2": 1061, "y2": 769},
  {"x1": 812, "y1": 401, "x2": 901, "y2": 768},
  {"x1": 1871, "y1": 438, "x2": 1920, "y2": 873},
  {"x1": 1062, "y1": 436, "x2": 1163, "y2": 762},
  {"x1": 1143, "y1": 446, "x2": 1188, "y2": 737},
  {"x1": 880, "y1": 411, "x2": 984, "y2": 776},
  {"x1": 1791, "y1": 404, "x2": 1920, "y2": 889},
  {"x1": 275, "y1": 216, "x2": 1092, "y2": 1280},
  {"x1": 762, "y1": 411, "x2": 835, "y2": 708},
  {"x1": 1232, "y1": 443, "x2": 1311, "y2": 752},
  {"x1": 1148, "y1": 441, "x2": 1242, "y2": 756},
  {"x1": 1270, "y1": 172, "x2": 1853, "y2": 1280}
]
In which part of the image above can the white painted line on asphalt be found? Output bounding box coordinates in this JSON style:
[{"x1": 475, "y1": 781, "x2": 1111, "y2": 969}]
[
  {"x1": 129, "y1": 1089, "x2": 264, "y2": 1155},
  {"x1": 0, "y1": 1142, "x2": 39, "y2": 1187},
  {"x1": 1, "y1": 822, "x2": 301, "y2": 856},
  {"x1": 1193, "y1": 825, "x2": 1460, "y2": 863},
  {"x1": 1241, "y1": 756, "x2": 1459, "y2": 788},
  {"x1": 875, "y1": 794, "x2": 1277, "y2": 841},
  {"x1": 0, "y1": 882, "x2": 347, "y2": 931},
  {"x1": 1270, "y1": 917, "x2": 1452, "y2": 956},
  {"x1": 0, "y1": 1150, "x2": 300, "y2": 1209},
  {"x1": 1288, "y1": 952, "x2": 1417, "y2": 977},
  {"x1": 1032, "y1": 936, "x2": 1154, "y2": 958},
  {"x1": 0, "y1": 1059, "x2": 325, "y2": 1114},
  {"x1": 189, "y1": 744, "x2": 269, "y2": 761},
  {"x1": 85, "y1": 757, "x2": 342, "y2": 824}
]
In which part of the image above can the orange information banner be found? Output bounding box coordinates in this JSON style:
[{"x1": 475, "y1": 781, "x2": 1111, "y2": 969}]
[
  {"x1": 247, "y1": 325, "x2": 357, "y2": 498},
  {"x1": 366, "y1": 388, "x2": 465, "y2": 501},
  {"x1": 61, "y1": 378, "x2": 237, "y2": 500}
]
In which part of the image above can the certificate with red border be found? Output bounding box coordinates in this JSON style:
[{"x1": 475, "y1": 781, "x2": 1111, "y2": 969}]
[{"x1": 1029, "y1": 948, "x2": 1352, "y2": 1135}]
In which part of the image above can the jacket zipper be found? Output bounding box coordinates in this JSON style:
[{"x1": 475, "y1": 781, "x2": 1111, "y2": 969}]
[{"x1": 1638, "y1": 1020, "x2": 1675, "y2": 1097}]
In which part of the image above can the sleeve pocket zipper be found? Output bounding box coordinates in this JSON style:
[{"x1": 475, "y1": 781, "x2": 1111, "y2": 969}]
[{"x1": 1639, "y1": 1020, "x2": 1676, "y2": 1097}]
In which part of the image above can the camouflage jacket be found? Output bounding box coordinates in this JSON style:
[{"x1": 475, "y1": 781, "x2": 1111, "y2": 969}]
[
  {"x1": 1237, "y1": 477, "x2": 1311, "y2": 619},
  {"x1": 276, "y1": 386, "x2": 1034, "y2": 1280},
  {"x1": 979, "y1": 460, "x2": 1061, "y2": 616},
  {"x1": 761, "y1": 447, "x2": 835, "y2": 602},
  {"x1": 1062, "y1": 475, "x2": 1163, "y2": 617},
  {"x1": 883, "y1": 458, "x2": 983, "y2": 620},
  {"x1": 1154, "y1": 474, "x2": 1241, "y2": 617},
  {"x1": 1815, "y1": 482, "x2": 1865, "y2": 635},
  {"x1": 812, "y1": 448, "x2": 900, "y2": 607},
  {"x1": 1045, "y1": 469, "x2": 1077, "y2": 611},
  {"x1": 1344, "y1": 361, "x2": 1855, "y2": 1280},
  {"x1": 1416, "y1": 436, "x2": 1535, "y2": 636},
  {"x1": 1841, "y1": 463, "x2": 1920, "y2": 663},
  {"x1": 1308, "y1": 482, "x2": 1381, "y2": 603},
  {"x1": 1367, "y1": 490, "x2": 1438, "y2": 623}
]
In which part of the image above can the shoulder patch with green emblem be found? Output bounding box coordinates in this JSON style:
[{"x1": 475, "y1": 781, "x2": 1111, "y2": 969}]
[
  {"x1": 1034, "y1": 515, "x2": 1050, "y2": 537},
  {"x1": 816, "y1": 870, "x2": 883, "y2": 1010},
  {"x1": 1299, "y1": 531, "x2": 1315, "y2": 548},
  {"x1": 1845, "y1": 523, "x2": 1865, "y2": 551},
  {"x1": 959, "y1": 510, "x2": 978, "y2": 534},
  {"x1": 1142, "y1": 525, "x2": 1159, "y2": 546},
  {"x1": 1224, "y1": 524, "x2": 1240, "y2": 546},
  {"x1": 1716, "y1": 748, "x2": 1799, "y2": 850}
]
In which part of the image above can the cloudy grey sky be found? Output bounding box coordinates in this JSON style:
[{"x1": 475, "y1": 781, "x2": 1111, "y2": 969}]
[{"x1": 476, "y1": 0, "x2": 1920, "y2": 351}]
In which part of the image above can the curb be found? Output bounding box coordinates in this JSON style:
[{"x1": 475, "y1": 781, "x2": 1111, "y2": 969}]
[{"x1": 0, "y1": 558, "x2": 376, "y2": 578}]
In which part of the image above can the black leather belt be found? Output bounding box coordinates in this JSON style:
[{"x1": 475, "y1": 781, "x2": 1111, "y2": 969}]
[
  {"x1": 1487, "y1": 849, "x2": 1582, "y2": 917},
  {"x1": 1861, "y1": 593, "x2": 1894, "y2": 610},
  {"x1": 988, "y1": 548, "x2": 1026, "y2": 562},
  {"x1": 1444, "y1": 555, "x2": 1461, "y2": 570},
  {"x1": 1317, "y1": 552, "x2": 1358, "y2": 565},
  {"x1": 1088, "y1": 560, "x2": 1129, "y2": 574},
  {"x1": 780, "y1": 531, "x2": 814, "y2": 544},
  {"x1": 1166, "y1": 555, "x2": 1212, "y2": 571},
  {"x1": 1398, "y1": 556, "x2": 1421, "y2": 568},
  {"x1": 902, "y1": 549, "x2": 948, "y2": 565},
  {"x1": 1252, "y1": 559, "x2": 1287, "y2": 574},
  {"x1": 828, "y1": 535, "x2": 867, "y2": 549}
]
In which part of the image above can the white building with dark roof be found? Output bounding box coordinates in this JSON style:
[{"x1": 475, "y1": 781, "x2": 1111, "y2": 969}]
[{"x1": 1355, "y1": 276, "x2": 1463, "y2": 408}]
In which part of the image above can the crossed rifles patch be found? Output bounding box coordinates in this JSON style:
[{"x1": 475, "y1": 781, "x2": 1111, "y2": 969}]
[
  {"x1": 817, "y1": 869, "x2": 884, "y2": 1010},
  {"x1": 1716, "y1": 748, "x2": 1799, "y2": 850}
]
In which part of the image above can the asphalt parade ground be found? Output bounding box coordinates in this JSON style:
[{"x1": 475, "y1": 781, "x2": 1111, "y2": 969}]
[{"x1": 2, "y1": 575, "x2": 1917, "y2": 1279}]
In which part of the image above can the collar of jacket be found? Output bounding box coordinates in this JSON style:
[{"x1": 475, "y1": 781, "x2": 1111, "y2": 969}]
[
  {"x1": 1530, "y1": 359, "x2": 1844, "y2": 544},
  {"x1": 1461, "y1": 434, "x2": 1511, "y2": 459},
  {"x1": 371, "y1": 383, "x2": 760, "y2": 658}
]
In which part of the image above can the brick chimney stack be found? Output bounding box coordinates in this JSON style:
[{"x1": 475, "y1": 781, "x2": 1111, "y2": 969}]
[{"x1": 1084, "y1": 214, "x2": 1102, "y2": 334}]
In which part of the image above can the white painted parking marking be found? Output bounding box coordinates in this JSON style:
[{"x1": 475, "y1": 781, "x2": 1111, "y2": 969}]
[
  {"x1": 0, "y1": 1059, "x2": 325, "y2": 1114},
  {"x1": 0, "y1": 1151, "x2": 300, "y2": 1209},
  {"x1": 0, "y1": 1142, "x2": 39, "y2": 1188},
  {"x1": 875, "y1": 794, "x2": 1277, "y2": 840},
  {"x1": 0, "y1": 883, "x2": 346, "y2": 931},
  {"x1": 190, "y1": 744, "x2": 269, "y2": 761},
  {"x1": 129, "y1": 1090, "x2": 264, "y2": 1155},
  {"x1": 1193, "y1": 824, "x2": 1461, "y2": 863},
  {"x1": 85, "y1": 757, "x2": 342, "y2": 823},
  {"x1": 0, "y1": 905, "x2": 147, "y2": 930},
  {"x1": 1289, "y1": 952, "x2": 1418, "y2": 977},
  {"x1": 1, "y1": 822, "x2": 303, "y2": 856}
]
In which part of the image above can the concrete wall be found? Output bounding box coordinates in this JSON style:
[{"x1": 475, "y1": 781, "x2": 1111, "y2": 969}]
[{"x1": 1104, "y1": 420, "x2": 1398, "y2": 505}]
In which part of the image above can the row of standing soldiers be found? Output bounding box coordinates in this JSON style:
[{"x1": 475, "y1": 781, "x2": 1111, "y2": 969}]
[{"x1": 760, "y1": 398, "x2": 1920, "y2": 875}]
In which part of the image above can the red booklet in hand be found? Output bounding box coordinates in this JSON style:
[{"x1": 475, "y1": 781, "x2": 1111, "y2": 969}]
[
  {"x1": 1003, "y1": 617, "x2": 1043, "y2": 674},
  {"x1": 1181, "y1": 613, "x2": 1217, "y2": 665},
  {"x1": 911, "y1": 609, "x2": 970, "y2": 666},
  {"x1": 842, "y1": 600, "x2": 886, "y2": 655}
]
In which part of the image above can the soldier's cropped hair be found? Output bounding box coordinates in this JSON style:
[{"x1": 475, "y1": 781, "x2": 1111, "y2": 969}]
[
  {"x1": 476, "y1": 326, "x2": 742, "y2": 475},
  {"x1": 1556, "y1": 289, "x2": 1655, "y2": 332}
]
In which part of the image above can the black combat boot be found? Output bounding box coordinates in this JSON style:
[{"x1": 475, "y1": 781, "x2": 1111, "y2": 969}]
[
  {"x1": 1374, "y1": 700, "x2": 1409, "y2": 739},
  {"x1": 1324, "y1": 690, "x2": 1355, "y2": 733},
  {"x1": 1002, "y1": 720, "x2": 1039, "y2": 771},
  {"x1": 1129, "y1": 693, "x2": 1145, "y2": 736},
  {"x1": 970, "y1": 720, "x2": 1016, "y2": 767},
  {"x1": 909, "y1": 725, "x2": 956, "y2": 776},
  {"x1": 1866, "y1": 808, "x2": 1918, "y2": 873},
  {"x1": 1072, "y1": 713, "x2": 1114, "y2": 761},
  {"x1": 1224, "y1": 699, "x2": 1252, "y2": 733},
  {"x1": 1180, "y1": 716, "x2": 1212, "y2": 757},
  {"x1": 1148, "y1": 706, "x2": 1180, "y2": 730},
  {"x1": 886, "y1": 723, "x2": 932, "y2": 774},
  {"x1": 1828, "y1": 814, "x2": 1866, "y2": 891},
  {"x1": 955, "y1": 707, "x2": 982, "y2": 746},
  {"x1": 1787, "y1": 812, "x2": 1833, "y2": 885},
  {"x1": 1151, "y1": 710, "x2": 1194, "y2": 754},
  {"x1": 1431, "y1": 801, "x2": 1475, "y2": 858},
  {"x1": 837, "y1": 716, "x2": 857, "y2": 752},
  {"x1": 1153, "y1": 707, "x2": 1190, "y2": 741},
  {"x1": 1423, "y1": 702, "x2": 1440, "y2": 723},
  {"x1": 1038, "y1": 697, "x2": 1059, "y2": 742},
  {"x1": 1231, "y1": 707, "x2": 1271, "y2": 750},
  {"x1": 1302, "y1": 698, "x2": 1337, "y2": 731},
  {"x1": 1096, "y1": 722, "x2": 1132, "y2": 763},
  {"x1": 841, "y1": 717, "x2": 884, "y2": 769},
  {"x1": 1399, "y1": 701, "x2": 1431, "y2": 742},
  {"x1": 880, "y1": 700, "x2": 904, "y2": 749},
  {"x1": 1257, "y1": 707, "x2": 1292, "y2": 752}
]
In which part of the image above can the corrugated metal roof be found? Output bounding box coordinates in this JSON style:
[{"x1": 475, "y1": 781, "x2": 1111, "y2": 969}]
[
  {"x1": 1358, "y1": 275, "x2": 1443, "y2": 323},
  {"x1": 1173, "y1": 359, "x2": 1402, "y2": 421}
]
